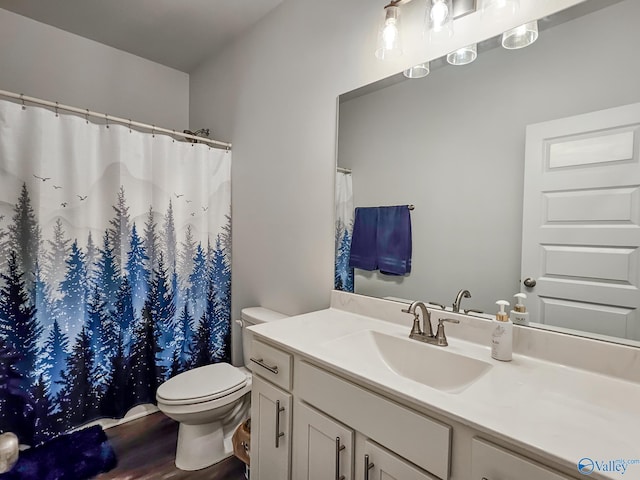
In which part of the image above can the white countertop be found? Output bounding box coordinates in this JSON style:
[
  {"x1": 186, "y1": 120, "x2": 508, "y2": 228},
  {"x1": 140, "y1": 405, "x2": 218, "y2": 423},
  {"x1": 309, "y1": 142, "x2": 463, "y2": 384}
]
[{"x1": 249, "y1": 307, "x2": 640, "y2": 480}]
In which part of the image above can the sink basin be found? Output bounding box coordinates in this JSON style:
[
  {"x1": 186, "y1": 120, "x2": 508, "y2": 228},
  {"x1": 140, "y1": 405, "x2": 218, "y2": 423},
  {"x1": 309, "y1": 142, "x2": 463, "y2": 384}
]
[{"x1": 324, "y1": 330, "x2": 492, "y2": 393}]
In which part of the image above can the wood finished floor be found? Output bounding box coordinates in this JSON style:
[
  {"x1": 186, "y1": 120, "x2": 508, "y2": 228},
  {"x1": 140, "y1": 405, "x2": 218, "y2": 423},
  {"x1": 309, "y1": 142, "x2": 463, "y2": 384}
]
[{"x1": 96, "y1": 412, "x2": 247, "y2": 480}]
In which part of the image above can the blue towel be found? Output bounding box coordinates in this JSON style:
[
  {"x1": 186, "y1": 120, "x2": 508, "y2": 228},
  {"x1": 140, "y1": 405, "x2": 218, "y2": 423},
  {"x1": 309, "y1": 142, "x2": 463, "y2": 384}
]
[
  {"x1": 349, "y1": 207, "x2": 379, "y2": 271},
  {"x1": 377, "y1": 206, "x2": 412, "y2": 276}
]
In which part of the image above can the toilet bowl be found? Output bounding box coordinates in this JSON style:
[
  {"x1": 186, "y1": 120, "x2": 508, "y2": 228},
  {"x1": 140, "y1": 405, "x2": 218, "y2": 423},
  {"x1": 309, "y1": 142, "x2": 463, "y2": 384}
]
[{"x1": 156, "y1": 307, "x2": 288, "y2": 471}]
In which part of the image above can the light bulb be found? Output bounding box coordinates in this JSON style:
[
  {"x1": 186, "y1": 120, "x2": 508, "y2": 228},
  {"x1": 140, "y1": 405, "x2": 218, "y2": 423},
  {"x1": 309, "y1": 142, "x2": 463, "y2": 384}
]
[
  {"x1": 382, "y1": 19, "x2": 399, "y2": 50},
  {"x1": 430, "y1": 0, "x2": 449, "y2": 26},
  {"x1": 482, "y1": 0, "x2": 519, "y2": 17},
  {"x1": 375, "y1": 5, "x2": 402, "y2": 60},
  {"x1": 426, "y1": 0, "x2": 453, "y2": 41}
]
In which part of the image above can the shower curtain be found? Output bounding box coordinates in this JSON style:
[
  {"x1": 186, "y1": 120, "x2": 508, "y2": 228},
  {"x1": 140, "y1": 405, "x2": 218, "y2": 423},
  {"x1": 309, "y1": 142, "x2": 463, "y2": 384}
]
[
  {"x1": 0, "y1": 98, "x2": 232, "y2": 446},
  {"x1": 335, "y1": 171, "x2": 354, "y2": 292}
]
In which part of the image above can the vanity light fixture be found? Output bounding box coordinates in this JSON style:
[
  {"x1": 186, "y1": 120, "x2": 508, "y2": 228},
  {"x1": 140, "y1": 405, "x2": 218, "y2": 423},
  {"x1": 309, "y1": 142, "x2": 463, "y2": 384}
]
[
  {"x1": 375, "y1": 0, "x2": 476, "y2": 60},
  {"x1": 482, "y1": 0, "x2": 519, "y2": 17},
  {"x1": 426, "y1": 0, "x2": 454, "y2": 41},
  {"x1": 502, "y1": 20, "x2": 538, "y2": 49},
  {"x1": 403, "y1": 61, "x2": 430, "y2": 78},
  {"x1": 375, "y1": 2, "x2": 403, "y2": 60},
  {"x1": 446, "y1": 43, "x2": 477, "y2": 65}
]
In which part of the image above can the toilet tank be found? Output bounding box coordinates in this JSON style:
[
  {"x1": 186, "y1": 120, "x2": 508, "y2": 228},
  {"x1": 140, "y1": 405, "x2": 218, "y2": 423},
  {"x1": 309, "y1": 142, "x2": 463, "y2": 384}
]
[{"x1": 240, "y1": 307, "x2": 288, "y2": 369}]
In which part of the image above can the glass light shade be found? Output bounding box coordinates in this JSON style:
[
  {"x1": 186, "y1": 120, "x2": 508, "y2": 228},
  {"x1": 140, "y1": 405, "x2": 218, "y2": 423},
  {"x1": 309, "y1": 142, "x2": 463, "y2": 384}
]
[
  {"x1": 403, "y1": 62, "x2": 430, "y2": 79},
  {"x1": 502, "y1": 21, "x2": 539, "y2": 49},
  {"x1": 375, "y1": 5, "x2": 402, "y2": 60},
  {"x1": 447, "y1": 44, "x2": 477, "y2": 66},
  {"x1": 482, "y1": 0, "x2": 519, "y2": 17},
  {"x1": 425, "y1": 0, "x2": 453, "y2": 42}
]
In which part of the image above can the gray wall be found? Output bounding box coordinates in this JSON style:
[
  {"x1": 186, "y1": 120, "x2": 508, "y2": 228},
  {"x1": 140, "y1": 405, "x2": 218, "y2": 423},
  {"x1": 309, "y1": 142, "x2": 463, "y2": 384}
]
[
  {"x1": 0, "y1": 9, "x2": 189, "y2": 130},
  {"x1": 338, "y1": 0, "x2": 640, "y2": 314}
]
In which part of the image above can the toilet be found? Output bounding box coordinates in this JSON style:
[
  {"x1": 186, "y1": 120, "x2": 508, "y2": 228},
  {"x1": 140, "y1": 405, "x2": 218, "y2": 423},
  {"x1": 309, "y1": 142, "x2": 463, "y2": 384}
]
[{"x1": 156, "y1": 307, "x2": 288, "y2": 471}]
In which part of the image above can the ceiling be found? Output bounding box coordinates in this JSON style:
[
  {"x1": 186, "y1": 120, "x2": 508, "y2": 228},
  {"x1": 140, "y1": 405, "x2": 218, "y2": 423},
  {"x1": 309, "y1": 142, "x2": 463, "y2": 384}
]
[{"x1": 0, "y1": 0, "x2": 283, "y2": 72}]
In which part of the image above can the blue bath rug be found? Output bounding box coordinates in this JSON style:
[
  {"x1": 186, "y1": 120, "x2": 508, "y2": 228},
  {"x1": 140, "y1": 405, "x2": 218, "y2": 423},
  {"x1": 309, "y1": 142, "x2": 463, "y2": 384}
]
[{"x1": 0, "y1": 425, "x2": 117, "y2": 480}]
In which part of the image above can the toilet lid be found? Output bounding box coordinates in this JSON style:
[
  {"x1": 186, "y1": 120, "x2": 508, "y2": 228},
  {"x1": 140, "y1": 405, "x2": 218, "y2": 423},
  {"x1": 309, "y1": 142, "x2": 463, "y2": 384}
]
[{"x1": 157, "y1": 363, "x2": 247, "y2": 403}]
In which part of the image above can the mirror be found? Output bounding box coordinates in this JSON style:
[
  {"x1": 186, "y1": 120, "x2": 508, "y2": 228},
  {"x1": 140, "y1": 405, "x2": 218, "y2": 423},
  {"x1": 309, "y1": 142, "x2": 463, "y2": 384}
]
[{"x1": 336, "y1": 0, "x2": 640, "y2": 347}]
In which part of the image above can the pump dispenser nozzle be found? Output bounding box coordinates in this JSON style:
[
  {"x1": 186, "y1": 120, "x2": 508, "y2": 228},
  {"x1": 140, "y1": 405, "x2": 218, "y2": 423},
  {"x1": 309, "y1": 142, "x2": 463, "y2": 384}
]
[
  {"x1": 513, "y1": 293, "x2": 527, "y2": 312},
  {"x1": 496, "y1": 300, "x2": 509, "y2": 322}
]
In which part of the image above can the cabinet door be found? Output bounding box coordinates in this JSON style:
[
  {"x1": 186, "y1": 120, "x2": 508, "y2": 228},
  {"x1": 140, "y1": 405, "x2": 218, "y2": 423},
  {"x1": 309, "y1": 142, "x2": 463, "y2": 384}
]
[
  {"x1": 294, "y1": 401, "x2": 354, "y2": 480},
  {"x1": 250, "y1": 376, "x2": 291, "y2": 480},
  {"x1": 357, "y1": 439, "x2": 438, "y2": 480},
  {"x1": 471, "y1": 438, "x2": 571, "y2": 480}
]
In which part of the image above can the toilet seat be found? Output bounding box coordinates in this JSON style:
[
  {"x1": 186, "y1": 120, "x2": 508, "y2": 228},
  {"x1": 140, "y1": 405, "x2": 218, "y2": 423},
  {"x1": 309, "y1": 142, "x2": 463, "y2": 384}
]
[{"x1": 157, "y1": 363, "x2": 248, "y2": 406}]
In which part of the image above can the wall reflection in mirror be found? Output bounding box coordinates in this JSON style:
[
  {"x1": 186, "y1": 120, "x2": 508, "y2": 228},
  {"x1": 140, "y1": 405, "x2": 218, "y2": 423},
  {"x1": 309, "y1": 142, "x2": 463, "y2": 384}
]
[{"x1": 336, "y1": 0, "x2": 640, "y2": 347}]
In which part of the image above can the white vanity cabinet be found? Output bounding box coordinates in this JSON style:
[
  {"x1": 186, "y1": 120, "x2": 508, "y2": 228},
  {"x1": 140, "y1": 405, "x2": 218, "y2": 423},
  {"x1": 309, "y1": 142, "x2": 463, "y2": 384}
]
[
  {"x1": 294, "y1": 400, "x2": 438, "y2": 480},
  {"x1": 295, "y1": 401, "x2": 355, "y2": 480},
  {"x1": 249, "y1": 340, "x2": 293, "y2": 480},
  {"x1": 295, "y1": 361, "x2": 450, "y2": 480},
  {"x1": 250, "y1": 376, "x2": 291, "y2": 480},
  {"x1": 471, "y1": 438, "x2": 572, "y2": 480},
  {"x1": 250, "y1": 336, "x2": 579, "y2": 480},
  {"x1": 356, "y1": 439, "x2": 439, "y2": 480}
]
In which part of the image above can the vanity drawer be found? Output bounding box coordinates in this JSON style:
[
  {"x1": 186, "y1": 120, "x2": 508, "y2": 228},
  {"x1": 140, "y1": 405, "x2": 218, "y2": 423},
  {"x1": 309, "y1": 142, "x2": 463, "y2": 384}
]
[
  {"x1": 471, "y1": 438, "x2": 572, "y2": 480},
  {"x1": 250, "y1": 340, "x2": 292, "y2": 391},
  {"x1": 297, "y1": 361, "x2": 451, "y2": 479}
]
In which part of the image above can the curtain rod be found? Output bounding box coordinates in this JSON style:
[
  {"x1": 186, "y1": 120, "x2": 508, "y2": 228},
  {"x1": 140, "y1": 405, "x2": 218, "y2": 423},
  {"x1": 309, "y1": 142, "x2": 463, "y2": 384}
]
[
  {"x1": 0, "y1": 89, "x2": 232, "y2": 150},
  {"x1": 337, "y1": 167, "x2": 352, "y2": 174}
]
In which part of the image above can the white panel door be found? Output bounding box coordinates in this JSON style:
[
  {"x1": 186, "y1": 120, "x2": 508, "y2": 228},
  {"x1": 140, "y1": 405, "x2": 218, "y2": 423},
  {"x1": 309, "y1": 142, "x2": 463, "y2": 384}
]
[
  {"x1": 294, "y1": 401, "x2": 354, "y2": 480},
  {"x1": 521, "y1": 102, "x2": 640, "y2": 341},
  {"x1": 250, "y1": 376, "x2": 291, "y2": 480},
  {"x1": 356, "y1": 439, "x2": 438, "y2": 480}
]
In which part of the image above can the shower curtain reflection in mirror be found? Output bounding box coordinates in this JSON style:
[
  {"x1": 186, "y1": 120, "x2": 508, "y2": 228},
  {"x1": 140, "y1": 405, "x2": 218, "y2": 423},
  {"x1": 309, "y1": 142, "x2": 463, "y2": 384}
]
[{"x1": 335, "y1": 170, "x2": 354, "y2": 292}]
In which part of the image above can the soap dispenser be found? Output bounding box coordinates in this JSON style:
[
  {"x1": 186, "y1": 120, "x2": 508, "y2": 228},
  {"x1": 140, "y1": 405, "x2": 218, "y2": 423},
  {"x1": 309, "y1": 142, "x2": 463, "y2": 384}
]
[
  {"x1": 491, "y1": 300, "x2": 513, "y2": 362},
  {"x1": 510, "y1": 293, "x2": 529, "y2": 326}
]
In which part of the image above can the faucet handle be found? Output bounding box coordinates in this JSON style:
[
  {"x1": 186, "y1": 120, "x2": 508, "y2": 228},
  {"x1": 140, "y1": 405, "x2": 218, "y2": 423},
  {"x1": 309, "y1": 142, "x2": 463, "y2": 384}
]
[
  {"x1": 428, "y1": 301, "x2": 446, "y2": 310},
  {"x1": 439, "y1": 318, "x2": 460, "y2": 325},
  {"x1": 408, "y1": 312, "x2": 422, "y2": 337},
  {"x1": 435, "y1": 318, "x2": 460, "y2": 346}
]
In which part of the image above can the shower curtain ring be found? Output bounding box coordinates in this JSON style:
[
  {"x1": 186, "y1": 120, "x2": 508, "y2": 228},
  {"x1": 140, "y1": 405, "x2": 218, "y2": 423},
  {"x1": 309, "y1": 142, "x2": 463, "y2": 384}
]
[
  {"x1": 129, "y1": 120, "x2": 132, "y2": 133},
  {"x1": 152, "y1": 125, "x2": 155, "y2": 138},
  {"x1": 20, "y1": 94, "x2": 25, "y2": 110},
  {"x1": 172, "y1": 129, "x2": 175, "y2": 142},
  {"x1": 85, "y1": 109, "x2": 89, "y2": 124},
  {"x1": 55, "y1": 102, "x2": 59, "y2": 117},
  {"x1": 105, "y1": 114, "x2": 109, "y2": 129}
]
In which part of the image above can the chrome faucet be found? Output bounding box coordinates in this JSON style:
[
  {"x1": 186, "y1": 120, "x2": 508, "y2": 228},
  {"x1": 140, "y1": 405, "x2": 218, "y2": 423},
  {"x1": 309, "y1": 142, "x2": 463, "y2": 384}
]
[
  {"x1": 452, "y1": 289, "x2": 471, "y2": 313},
  {"x1": 402, "y1": 302, "x2": 460, "y2": 346}
]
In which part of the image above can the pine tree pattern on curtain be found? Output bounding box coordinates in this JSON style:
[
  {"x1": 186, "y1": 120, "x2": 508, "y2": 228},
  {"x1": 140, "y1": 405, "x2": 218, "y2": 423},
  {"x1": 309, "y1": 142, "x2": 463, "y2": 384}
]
[
  {"x1": 0, "y1": 99, "x2": 232, "y2": 446},
  {"x1": 335, "y1": 171, "x2": 354, "y2": 292}
]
